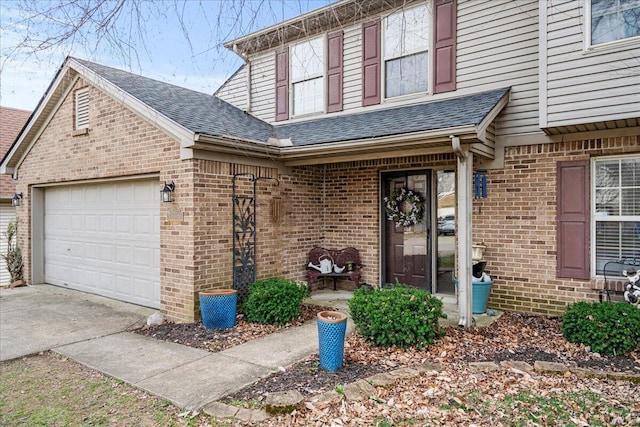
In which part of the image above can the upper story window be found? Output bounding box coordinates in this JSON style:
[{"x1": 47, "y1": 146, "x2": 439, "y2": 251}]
[
  {"x1": 74, "y1": 88, "x2": 89, "y2": 130},
  {"x1": 383, "y1": 4, "x2": 429, "y2": 98},
  {"x1": 593, "y1": 155, "x2": 640, "y2": 274},
  {"x1": 290, "y1": 36, "x2": 324, "y2": 116},
  {"x1": 589, "y1": 0, "x2": 640, "y2": 46}
]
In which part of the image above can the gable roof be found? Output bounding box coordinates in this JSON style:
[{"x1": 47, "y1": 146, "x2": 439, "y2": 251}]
[
  {"x1": 2, "y1": 56, "x2": 509, "y2": 173},
  {"x1": 73, "y1": 59, "x2": 275, "y2": 143}
]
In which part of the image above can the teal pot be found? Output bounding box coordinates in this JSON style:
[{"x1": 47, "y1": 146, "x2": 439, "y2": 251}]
[
  {"x1": 199, "y1": 289, "x2": 237, "y2": 330},
  {"x1": 317, "y1": 311, "x2": 347, "y2": 372},
  {"x1": 453, "y1": 279, "x2": 494, "y2": 314}
]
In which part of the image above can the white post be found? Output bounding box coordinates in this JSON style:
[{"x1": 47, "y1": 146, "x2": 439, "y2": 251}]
[{"x1": 454, "y1": 140, "x2": 473, "y2": 327}]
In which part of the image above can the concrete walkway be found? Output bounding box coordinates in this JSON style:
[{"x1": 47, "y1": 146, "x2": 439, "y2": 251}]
[{"x1": 0, "y1": 284, "x2": 497, "y2": 410}]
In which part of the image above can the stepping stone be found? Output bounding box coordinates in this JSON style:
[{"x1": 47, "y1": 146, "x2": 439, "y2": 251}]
[
  {"x1": 416, "y1": 362, "x2": 444, "y2": 373},
  {"x1": 343, "y1": 379, "x2": 376, "y2": 401},
  {"x1": 264, "y1": 390, "x2": 304, "y2": 415},
  {"x1": 235, "y1": 407, "x2": 270, "y2": 422},
  {"x1": 500, "y1": 360, "x2": 533, "y2": 372},
  {"x1": 202, "y1": 401, "x2": 239, "y2": 419},
  {"x1": 310, "y1": 389, "x2": 342, "y2": 405},
  {"x1": 534, "y1": 361, "x2": 567, "y2": 374},
  {"x1": 468, "y1": 361, "x2": 500, "y2": 372}
]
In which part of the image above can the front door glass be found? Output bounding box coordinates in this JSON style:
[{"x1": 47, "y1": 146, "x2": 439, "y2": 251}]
[{"x1": 436, "y1": 170, "x2": 455, "y2": 294}]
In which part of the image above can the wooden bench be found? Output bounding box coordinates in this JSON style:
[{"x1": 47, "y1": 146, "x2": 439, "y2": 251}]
[{"x1": 306, "y1": 247, "x2": 362, "y2": 290}]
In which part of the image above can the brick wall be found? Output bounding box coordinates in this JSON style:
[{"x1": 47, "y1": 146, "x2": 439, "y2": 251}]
[
  {"x1": 14, "y1": 79, "x2": 198, "y2": 322},
  {"x1": 475, "y1": 136, "x2": 640, "y2": 315}
]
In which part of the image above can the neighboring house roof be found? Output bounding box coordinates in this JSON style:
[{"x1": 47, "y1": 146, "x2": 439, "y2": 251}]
[
  {"x1": 0, "y1": 107, "x2": 30, "y2": 198},
  {"x1": 276, "y1": 88, "x2": 510, "y2": 146}
]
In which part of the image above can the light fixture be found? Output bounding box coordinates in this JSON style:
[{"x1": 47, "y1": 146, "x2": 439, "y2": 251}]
[
  {"x1": 11, "y1": 192, "x2": 23, "y2": 207},
  {"x1": 160, "y1": 181, "x2": 175, "y2": 203}
]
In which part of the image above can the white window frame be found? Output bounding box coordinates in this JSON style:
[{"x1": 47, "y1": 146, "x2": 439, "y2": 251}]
[
  {"x1": 290, "y1": 36, "x2": 325, "y2": 117},
  {"x1": 591, "y1": 154, "x2": 640, "y2": 276},
  {"x1": 585, "y1": 0, "x2": 640, "y2": 49},
  {"x1": 74, "y1": 87, "x2": 90, "y2": 130},
  {"x1": 382, "y1": 3, "x2": 430, "y2": 100}
]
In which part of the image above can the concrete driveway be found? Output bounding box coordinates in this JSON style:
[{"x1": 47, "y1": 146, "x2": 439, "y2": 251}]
[{"x1": 0, "y1": 284, "x2": 154, "y2": 361}]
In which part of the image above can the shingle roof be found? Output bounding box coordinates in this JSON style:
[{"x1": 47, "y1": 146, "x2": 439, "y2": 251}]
[
  {"x1": 74, "y1": 58, "x2": 508, "y2": 148},
  {"x1": 0, "y1": 106, "x2": 31, "y2": 196},
  {"x1": 276, "y1": 88, "x2": 510, "y2": 146},
  {"x1": 74, "y1": 58, "x2": 275, "y2": 142}
]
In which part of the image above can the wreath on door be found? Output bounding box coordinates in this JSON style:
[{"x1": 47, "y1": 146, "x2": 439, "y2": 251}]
[{"x1": 383, "y1": 187, "x2": 425, "y2": 228}]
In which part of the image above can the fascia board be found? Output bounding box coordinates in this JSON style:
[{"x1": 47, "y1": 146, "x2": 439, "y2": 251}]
[
  {"x1": 67, "y1": 58, "x2": 196, "y2": 148},
  {"x1": 476, "y1": 89, "x2": 511, "y2": 143},
  {"x1": 279, "y1": 126, "x2": 478, "y2": 158}
]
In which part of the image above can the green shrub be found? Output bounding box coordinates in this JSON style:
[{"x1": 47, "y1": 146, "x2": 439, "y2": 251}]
[
  {"x1": 348, "y1": 284, "x2": 446, "y2": 349},
  {"x1": 241, "y1": 278, "x2": 309, "y2": 325},
  {"x1": 562, "y1": 301, "x2": 640, "y2": 355}
]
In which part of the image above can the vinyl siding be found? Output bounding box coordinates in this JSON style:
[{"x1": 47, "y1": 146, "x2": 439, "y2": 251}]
[
  {"x1": 215, "y1": 66, "x2": 248, "y2": 110},
  {"x1": 218, "y1": 0, "x2": 543, "y2": 138},
  {"x1": 249, "y1": 52, "x2": 276, "y2": 122},
  {"x1": 544, "y1": 0, "x2": 640, "y2": 127},
  {"x1": 457, "y1": 0, "x2": 540, "y2": 137}
]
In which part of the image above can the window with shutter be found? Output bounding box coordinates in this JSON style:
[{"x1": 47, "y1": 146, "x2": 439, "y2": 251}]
[
  {"x1": 75, "y1": 88, "x2": 89, "y2": 130},
  {"x1": 557, "y1": 160, "x2": 590, "y2": 279},
  {"x1": 592, "y1": 155, "x2": 640, "y2": 274},
  {"x1": 383, "y1": 4, "x2": 429, "y2": 98},
  {"x1": 291, "y1": 36, "x2": 325, "y2": 116}
]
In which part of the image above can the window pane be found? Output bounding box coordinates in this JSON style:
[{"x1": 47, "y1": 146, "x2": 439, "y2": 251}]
[
  {"x1": 621, "y1": 221, "x2": 640, "y2": 258},
  {"x1": 291, "y1": 37, "x2": 324, "y2": 81},
  {"x1": 385, "y1": 52, "x2": 428, "y2": 98},
  {"x1": 293, "y1": 78, "x2": 323, "y2": 115},
  {"x1": 384, "y1": 4, "x2": 429, "y2": 58},
  {"x1": 592, "y1": 0, "x2": 640, "y2": 44}
]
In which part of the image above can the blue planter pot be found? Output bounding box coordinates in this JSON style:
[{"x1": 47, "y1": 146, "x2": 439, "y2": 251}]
[
  {"x1": 199, "y1": 289, "x2": 237, "y2": 330},
  {"x1": 317, "y1": 311, "x2": 347, "y2": 372},
  {"x1": 454, "y1": 279, "x2": 494, "y2": 314}
]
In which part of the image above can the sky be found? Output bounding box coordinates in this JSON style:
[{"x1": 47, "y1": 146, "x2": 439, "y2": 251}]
[{"x1": 0, "y1": 0, "x2": 333, "y2": 112}]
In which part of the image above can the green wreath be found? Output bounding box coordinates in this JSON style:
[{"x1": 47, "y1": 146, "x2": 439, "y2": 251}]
[{"x1": 383, "y1": 187, "x2": 425, "y2": 227}]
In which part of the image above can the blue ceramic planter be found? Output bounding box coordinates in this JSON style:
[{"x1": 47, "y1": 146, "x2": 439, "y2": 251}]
[
  {"x1": 454, "y1": 279, "x2": 494, "y2": 314},
  {"x1": 199, "y1": 289, "x2": 237, "y2": 330},
  {"x1": 317, "y1": 311, "x2": 347, "y2": 372}
]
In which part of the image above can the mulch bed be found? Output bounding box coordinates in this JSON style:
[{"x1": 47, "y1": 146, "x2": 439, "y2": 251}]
[{"x1": 131, "y1": 308, "x2": 639, "y2": 404}]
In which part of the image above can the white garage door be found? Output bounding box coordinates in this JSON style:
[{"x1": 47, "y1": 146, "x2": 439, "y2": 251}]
[{"x1": 44, "y1": 180, "x2": 160, "y2": 308}]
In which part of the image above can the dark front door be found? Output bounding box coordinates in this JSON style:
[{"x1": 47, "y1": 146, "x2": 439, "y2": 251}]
[{"x1": 383, "y1": 171, "x2": 432, "y2": 290}]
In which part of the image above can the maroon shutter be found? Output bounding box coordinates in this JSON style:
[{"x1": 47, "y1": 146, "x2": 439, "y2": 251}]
[
  {"x1": 557, "y1": 160, "x2": 590, "y2": 279},
  {"x1": 433, "y1": 0, "x2": 457, "y2": 93},
  {"x1": 327, "y1": 30, "x2": 344, "y2": 113},
  {"x1": 275, "y1": 48, "x2": 289, "y2": 122},
  {"x1": 362, "y1": 20, "x2": 381, "y2": 107}
]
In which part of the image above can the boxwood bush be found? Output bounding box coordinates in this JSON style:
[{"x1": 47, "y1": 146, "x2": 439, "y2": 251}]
[
  {"x1": 562, "y1": 301, "x2": 640, "y2": 355},
  {"x1": 348, "y1": 284, "x2": 446, "y2": 349},
  {"x1": 241, "y1": 278, "x2": 309, "y2": 325}
]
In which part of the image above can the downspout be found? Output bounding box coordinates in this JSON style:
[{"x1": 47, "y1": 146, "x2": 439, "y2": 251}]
[
  {"x1": 232, "y1": 44, "x2": 252, "y2": 113},
  {"x1": 451, "y1": 135, "x2": 473, "y2": 328}
]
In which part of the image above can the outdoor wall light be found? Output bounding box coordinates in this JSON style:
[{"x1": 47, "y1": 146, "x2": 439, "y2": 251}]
[
  {"x1": 11, "y1": 192, "x2": 23, "y2": 207},
  {"x1": 160, "y1": 181, "x2": 175, "y2": 203}
]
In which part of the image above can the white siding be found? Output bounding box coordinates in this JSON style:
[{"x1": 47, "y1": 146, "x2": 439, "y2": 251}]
[
  {"x1": 343, "y1": 24, "x2": 363, "y2": 111},
  {"x1": 457, "y1": 0, "x2": 540, "y2": 137},
  {"x1": 223, "y1": 0, "x2": 544, "y2": 138},
  {"x1": 544, "y1": 0, "x2": 640, "y2": 128},
  {"x1": 215, "y1": 66, "x2": 248, "y2": 110},
  {"x1": 248, "y1": 51, "x2": 276, "y2": 123}
]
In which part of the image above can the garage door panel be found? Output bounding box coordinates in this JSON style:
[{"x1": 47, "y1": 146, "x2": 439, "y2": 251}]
[{"x1": 44, "y1": 180, "x2": 160, "y2": 308}]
